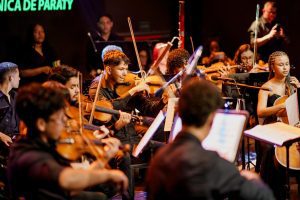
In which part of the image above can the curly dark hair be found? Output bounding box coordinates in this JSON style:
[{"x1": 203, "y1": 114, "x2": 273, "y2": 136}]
[
  {"x1": 167, "y1": 48, "x2": 190, "y2": 74},
  {"x1": 16, "y1": 83, "x2": 66, "y2": 137},
  {"x1": 49, "y1": 65, "x2": 78, "y2": 85},
  {"x1": 179, "y1": 79, "x2": 223, "y2": 127},
  {"x1": 103, "y1": 50, "x2": 130, "y2": 67}
]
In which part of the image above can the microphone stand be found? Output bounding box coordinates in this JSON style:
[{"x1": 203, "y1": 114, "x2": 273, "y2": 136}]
[{"x1": 87, "y1": 32, "x2": 97, "y2": 53}]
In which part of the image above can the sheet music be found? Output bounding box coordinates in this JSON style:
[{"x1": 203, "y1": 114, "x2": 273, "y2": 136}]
[
  {"x1": 202, "y1": 113, "x2": 247, "y2": 162},
  {"x1": 164, "y1": 98, "x2": 179, "y2": 132},
  {"x1": 245, "y1": 122, "x2": 300, "y2": 146},
  {"x1": 285, "y1": 93, "x2": 299, "y2": 126},
  {"x1": 168, "y1": 114, "x2": 182, "y2": 143},
  {"x1": 132, "y1": 111, "x2": 165, "y2": 157}
]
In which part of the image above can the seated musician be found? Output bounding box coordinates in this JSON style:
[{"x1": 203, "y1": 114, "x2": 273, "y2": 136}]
[
  {"x1": 0, "y1": 62, "x2": 20, "y2": 149},
  {"x1": 89, "y1": 50, "x2": 166, "y2": 200},
  {"x1": 49, "y1": 65, "x2": 80, "y2": 105},
  {"x1": 161, "y1": 48, "x2": 191, "y2": 96},
  {"x1": 256, "y1": 51, "x2": 300, "y2": 199},
  {"x1": 166, "y1": 48, "x2": 190, "y2": 76},
  {"x1": 201, "y1": 39, "x2": 232, "y2": 66},
  {"x1": 0, "y1": 62, "x2": 20, "y2": 192},
  {"x1": 146, "y1": 79, "x2": 274, "y2": 200},
  {"x1": 233, "y1": 44, "x2": 269, "y2": 73},
  {"x1": 7, "y1": 83, "x2": 128, "y2": 199},
  {"x1": 48, "y1": 65, "x2": 110, "y2": 140}
]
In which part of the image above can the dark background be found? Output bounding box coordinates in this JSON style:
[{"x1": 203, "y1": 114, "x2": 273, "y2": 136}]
[{"x1": 0, "y1": 0, "x2": 299, "y2": 76}]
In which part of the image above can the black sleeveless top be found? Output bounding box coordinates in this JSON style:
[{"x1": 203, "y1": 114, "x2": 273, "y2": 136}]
[{"x1": 264, "y1": 94, "x2": 281, "y2": 124}]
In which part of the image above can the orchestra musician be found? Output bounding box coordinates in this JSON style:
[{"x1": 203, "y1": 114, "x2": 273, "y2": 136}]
[
  {"x1": 89, "y1": 50, "x2": 167, "y2": 200},
  {"x1": 19, "y1": 23, "x2": 60, "y2": 86},
  {"x1": 0, "y1": 62, "x2": 20, "y2": 195},
  {"x1": 256, "y1": 51, "x2": 300, "y2": 199},
  {"x1": 233, "y1": 44, "x2": 269, "y2": 73},
  {"x1": 248, "y1": 1, "x2": 288, "y2": 63},
  {"x1": 7, "y1": 83, "x2": 128, "y2": 200},
  {"x1": 164, "y1": 48, "x2": 190, "y2": 95},
  {"x1": 49, "y1": 65, "x2": 80, "y2": 104},
  {"x1": 0, "y1": 62, "x2": 20, "y2": 149},
  {"x1": 146, "y1": 79, "x2": 274, "y2": 200}
]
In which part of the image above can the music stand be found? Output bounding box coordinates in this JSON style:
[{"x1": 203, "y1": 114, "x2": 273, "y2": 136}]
[
  {"x1": 225, "y1": 72, "x2": 269, "y2": 169},
  {"x1": 168, "y1": 109, "x2": 249, "y2": 163},
  {"x1": 132, "y1": 110, "x2": 165, "y2": 158},
  {"x1": 245, "y1": 122, "x2": 300, "y2": 199}
]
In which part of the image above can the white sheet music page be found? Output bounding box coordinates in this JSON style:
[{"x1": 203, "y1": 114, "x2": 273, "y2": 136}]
[
  {"x1": 132, "y1": 110, "x2": 165, "y2": 157},
  {"x1": 285, "y1": 92, "x2": 299, "y2": 126},
  {"x1": 245, "y1": 122, "x2": 300, "y2": 146},
  {"x1": 164, "y1": 98, "x2": 179, "y2": 132},
  {"x1": 202, "y1": 113, "x2": 247, "y2": 162}
]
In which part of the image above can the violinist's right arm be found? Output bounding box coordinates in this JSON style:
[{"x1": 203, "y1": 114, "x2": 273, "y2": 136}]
[
  {"x1": 59, "y1": 168, "x2": 128, "y2": 193},
  {"x1": 20, "y1": 66, "x2": 52, "y2": 77},
  {"x1": 0, "y1": 132, "x2": 12, "y2": 146},
  {"x1": 114, "y1": 111, "x2": 132, "y2": 131}
]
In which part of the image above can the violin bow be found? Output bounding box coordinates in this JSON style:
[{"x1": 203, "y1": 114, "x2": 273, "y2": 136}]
[
  {"x1": 253, "y1": 4, "x2": 260, "y2": 67},
  {"x1": 127, "y1": 17, "x2": 146, "y2": 79},
  {"x1": 89, "y1": 71, "x2": 104, "y2": 124},
  {"x1": 77, "y1": 72, "x2": 107, "y2": 164},
  {"x1": 146, "y1": 37, "x2": 179, "y2": 76}
]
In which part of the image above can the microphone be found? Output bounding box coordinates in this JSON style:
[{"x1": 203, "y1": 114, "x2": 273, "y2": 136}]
[
  {"x1": 87, "y1": 32, "x2": 97, "y2": 53},
  {"x1": 211, "y1": 75, "x2": 234, "y2": 82}
]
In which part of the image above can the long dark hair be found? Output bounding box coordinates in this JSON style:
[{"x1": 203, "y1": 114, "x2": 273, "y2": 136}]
[{"x1": 26, "y1": 23, "x2": 48, "y2": 47}]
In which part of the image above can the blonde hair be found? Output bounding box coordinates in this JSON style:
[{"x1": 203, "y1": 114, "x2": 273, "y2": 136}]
[{"x1": 268, "y1": 51, "x2": 293, "y2": 95}]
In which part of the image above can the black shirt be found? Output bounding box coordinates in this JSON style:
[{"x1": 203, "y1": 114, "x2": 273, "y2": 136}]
[
  {"x1": 89, "y1": 76, "x2": 165, "y2": 144},
  {"x1": 146, "y1": 131, "x2": 275, "y2": 200},
  {"x1": 248, "y1": 17, "x2": 287, "y2": 62},
  {"x1": 0, "y1": 90, "x2": 19, "y2": 137},
  {"x1": 19, "y1": 44, "x2": 57, "y2": 85},
  {"x1": 7, "y1": 136, "x2": 70, "y2": 200}
]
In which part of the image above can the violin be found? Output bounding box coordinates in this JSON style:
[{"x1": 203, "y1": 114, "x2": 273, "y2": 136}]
[
  {"x1": 56, "y1": 133, "x2": 131, "y2": 161},
  {"x1": 115, "y1": 72, "x2": 164, "y2": 97},
  {"x1": 66, "y1": 99, "x2": 141, "y2": 125},
  {"x1": 56, "y1": 118, "x2": 131, "y2": 161}
]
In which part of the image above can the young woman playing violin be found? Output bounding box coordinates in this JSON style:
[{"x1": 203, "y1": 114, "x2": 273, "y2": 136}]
[{"x1": 256, "y1": 51, "x2": 300, "y2": 199}]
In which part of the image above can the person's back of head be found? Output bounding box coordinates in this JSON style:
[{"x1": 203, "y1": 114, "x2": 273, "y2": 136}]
[
  {"x1": 179, "y1": 79, "x2": 223, "y2": 127},
  {"x1": 0, "y1": 62, "x2": 19, "y2": 86},
  {"x1": 42, "y1": 80, "x2": 71, "y2": 103},
  {"x1": 167, "y1": 48, "x2": 190, "y2": 74}
]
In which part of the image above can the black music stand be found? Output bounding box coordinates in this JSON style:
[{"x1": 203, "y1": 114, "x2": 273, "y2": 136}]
[
  {"x1": 245, "y1": 122, "x2": 300, "y2": 199},
  {"x1": 224, "y1": 72, "x2": 269, "y2": 170}
]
